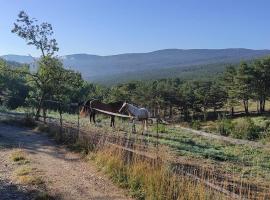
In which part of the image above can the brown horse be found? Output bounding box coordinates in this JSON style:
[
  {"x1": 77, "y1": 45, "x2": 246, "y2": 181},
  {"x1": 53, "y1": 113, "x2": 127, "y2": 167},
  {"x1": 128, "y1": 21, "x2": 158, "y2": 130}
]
[{"x1": 80, "y1": 99, "x2": 124, "y2": 127}]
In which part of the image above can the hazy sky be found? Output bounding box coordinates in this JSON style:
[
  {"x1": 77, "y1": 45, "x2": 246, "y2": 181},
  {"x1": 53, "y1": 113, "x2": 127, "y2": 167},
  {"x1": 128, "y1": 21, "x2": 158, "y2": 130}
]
[{"x1": 0, "y1": 0, "x2": 269, "y2": 56}]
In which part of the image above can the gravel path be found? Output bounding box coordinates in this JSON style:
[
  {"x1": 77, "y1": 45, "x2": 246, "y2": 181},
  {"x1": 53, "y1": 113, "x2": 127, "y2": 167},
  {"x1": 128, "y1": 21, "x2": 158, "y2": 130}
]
[{"x1": 0, "y1": 124, "x2": 132, "y2": 200}]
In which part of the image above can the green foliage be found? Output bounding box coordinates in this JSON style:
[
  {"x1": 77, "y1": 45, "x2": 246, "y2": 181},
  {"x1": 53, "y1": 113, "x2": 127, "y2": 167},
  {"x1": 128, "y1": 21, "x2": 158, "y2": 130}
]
[
  {"x1": 12, "y1": 11, "x2": 59, "y2": 56},
  {"x1": 232, "y1": 118, "x2": 262, "y2": 140},
  {"x1": 190, "y1": 120, "x2": 201, "y2": 130},
  {"x1": 0, "y1": 59, "x2": 29, "y2": 109},
  {"x1": 153, "y1": 123, "x2": 168, "y2": 133},
  {"x1": 216, "y1": 116, "x2": 234, "y2": 136}
]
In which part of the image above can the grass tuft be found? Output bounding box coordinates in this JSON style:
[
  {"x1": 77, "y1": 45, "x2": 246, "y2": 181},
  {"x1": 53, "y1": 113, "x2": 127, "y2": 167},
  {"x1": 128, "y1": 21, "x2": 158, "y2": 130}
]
[{"x1": 10, "y1": 150, "x2": 27, "y2": 162}]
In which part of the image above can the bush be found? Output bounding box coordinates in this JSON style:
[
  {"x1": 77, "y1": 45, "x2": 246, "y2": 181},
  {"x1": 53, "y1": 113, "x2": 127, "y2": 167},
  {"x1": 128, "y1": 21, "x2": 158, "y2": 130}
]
[
  {"x1": 153, "y1": 123, "x2": 168, "y2": 133},
  {"x1": 216, "y1": 117, "x2": 234, "y2": 136},
  {"x1": 190, "y1": 120, "x2": 201, "y2": 130},
  {"x1": 232, "y1": 118, "x2": 262, "y2": 140}
]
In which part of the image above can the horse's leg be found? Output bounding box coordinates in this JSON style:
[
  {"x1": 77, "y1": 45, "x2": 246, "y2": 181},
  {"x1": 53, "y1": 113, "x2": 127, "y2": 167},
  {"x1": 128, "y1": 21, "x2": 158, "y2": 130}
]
[
  {"x1": 111, "y1": 116, "x2": 115, "y2": 128},
  {"x1": 110, "y1": 116, "x2": 114, "y2": 127},
  {"x1": 89, "y1": 112, "x2": 92, "y2": 123},
  {"x1": 110, "y1": 116, "x2": 112, "y2": 127},
  {"x1": 93, "y1": 111, "x2": 96, "y2": 124},
  {"x1": 141, "y1": 120, "x2": 144, "y2": 135},
  {"x1": 132, "y1": 119, "x2": 136, "y2": 133}
]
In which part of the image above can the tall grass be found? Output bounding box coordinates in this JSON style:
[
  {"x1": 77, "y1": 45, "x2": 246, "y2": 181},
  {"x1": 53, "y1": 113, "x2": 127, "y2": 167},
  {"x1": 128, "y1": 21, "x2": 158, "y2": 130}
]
[{"x1": 93, "y1": 146, "x2": 224, "y2": 200}]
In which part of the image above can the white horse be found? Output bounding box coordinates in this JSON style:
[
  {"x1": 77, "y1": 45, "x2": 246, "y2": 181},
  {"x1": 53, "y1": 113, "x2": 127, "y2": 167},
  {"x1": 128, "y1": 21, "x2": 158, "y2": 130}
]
[{"x1": 119, "y1": 102, "x2": 150, "y2": 134}]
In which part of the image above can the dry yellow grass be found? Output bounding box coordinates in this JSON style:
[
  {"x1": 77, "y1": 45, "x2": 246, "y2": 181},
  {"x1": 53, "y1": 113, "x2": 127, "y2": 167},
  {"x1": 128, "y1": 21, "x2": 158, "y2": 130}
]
[
  {"x1": 16, "y1": 175, "x2": 43, "y2": 185},
  {"x1": 10, "y1": 149, "x2": 26, "y2": 162},
  {"x1": 14, "y1": 166, "x2": 43, "y2": 185},
  {"x1": 93, "y1": 146, "x2": 225, "y2": 200}
]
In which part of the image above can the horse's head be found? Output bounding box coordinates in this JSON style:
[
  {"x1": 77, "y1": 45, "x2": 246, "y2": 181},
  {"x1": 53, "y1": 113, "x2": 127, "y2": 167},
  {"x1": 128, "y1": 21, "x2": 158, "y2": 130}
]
[
  {"x1": 80, "y1": 100, "x2": 91, "y2": 117},
  {"x1": 119, "y1": 101, "x2": 127, "y2": 113}
]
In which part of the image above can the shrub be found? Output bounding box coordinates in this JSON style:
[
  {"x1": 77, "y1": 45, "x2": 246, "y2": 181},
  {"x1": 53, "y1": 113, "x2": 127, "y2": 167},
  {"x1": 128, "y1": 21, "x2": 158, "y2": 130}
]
[
  {"x1": 190, "y1": 120, "x2": 201, "y2": 130},
  {"x1": 153, "y1": 123, "x2": 168, "y2": 133},
  {"x1": 232, "y1": 118, "x2": 262, "y2": 140},
  {"x1": 216, "y1": 117, "x2": 234, "y2": 136}
]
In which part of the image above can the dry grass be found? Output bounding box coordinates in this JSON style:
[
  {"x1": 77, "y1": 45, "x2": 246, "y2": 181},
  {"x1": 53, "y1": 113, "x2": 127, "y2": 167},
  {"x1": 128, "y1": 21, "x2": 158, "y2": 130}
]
[
  {"x1": 93, "y1": 146, "x2": 225, "y2": 200},
  {"x1": 10, "y1": 150, "x2": 44, "y2": 186},
  {"x1": 10, "y1": 149, "x2": 28, "y2": 163},
  {"x1": 15, "y1": 166, "x2": 32, "y2": 176},
  {"x1": 16, "y1": 175, "x2": 44, "y2": 185},
  {"x1": 14, "y1": 166, "x2": 44, "y2": 185}
]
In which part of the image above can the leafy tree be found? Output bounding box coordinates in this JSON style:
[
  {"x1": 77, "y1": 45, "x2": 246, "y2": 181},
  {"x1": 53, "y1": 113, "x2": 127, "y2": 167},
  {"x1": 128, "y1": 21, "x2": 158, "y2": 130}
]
[
  {"x1": 252, "y1": 58, "x2": 270, "y2": 113},
  {"x1": 12, "y1": 11, "x2": 58, "y2": 57},
  {"x1": 235, "y1": 62, "x2": 254, "y2": 114},
  {"x1": 0, "y1": 60, "x2": 29, "y2": 109},
  {"x1": 222, "y1": 65, "x2": 238, "y2": 116},
  {"x1": 11, "y1": 11, "x2": 60, "y2": 119}
]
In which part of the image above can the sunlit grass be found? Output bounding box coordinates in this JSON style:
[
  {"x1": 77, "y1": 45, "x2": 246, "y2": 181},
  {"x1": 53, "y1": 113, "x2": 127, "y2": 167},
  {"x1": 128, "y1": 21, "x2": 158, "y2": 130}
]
[{"x1": 93, "y1": 147, "x2": 224, "y2": 200}]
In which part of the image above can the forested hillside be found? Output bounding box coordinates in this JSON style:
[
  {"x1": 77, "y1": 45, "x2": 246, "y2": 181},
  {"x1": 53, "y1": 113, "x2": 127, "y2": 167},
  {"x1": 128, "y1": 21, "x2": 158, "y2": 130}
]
[{"x1": 2, "y1": 48, "x2": 270, "y2": 84}]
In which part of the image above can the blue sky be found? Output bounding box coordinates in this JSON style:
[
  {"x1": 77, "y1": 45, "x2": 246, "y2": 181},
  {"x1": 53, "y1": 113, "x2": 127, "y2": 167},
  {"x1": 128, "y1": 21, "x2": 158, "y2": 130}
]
[{"x1": 0, "y1": 0, "x2": 269, "y2": 56}]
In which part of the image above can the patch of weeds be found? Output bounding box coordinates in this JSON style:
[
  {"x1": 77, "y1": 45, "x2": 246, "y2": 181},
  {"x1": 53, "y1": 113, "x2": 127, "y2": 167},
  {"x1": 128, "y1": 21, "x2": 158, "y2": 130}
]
[
  {"x1": 10, "y1": 150, "x2": 26, "y2": 162},
  {"x1": 153, "y1": 123, "x2": 168, "y2": 133},
  {"x1": 190, "y1": 120, "x2": 202, "y2": 130},
  {"x1": 232, "y1": 118, "x2": 262, "y2": 140},
  {"x1": 17, "y1": 175, "x2": 44, "y2": 185},
  {"x1": 15, "y1": 165, "x2": 44, "y2": 186},
  {"x1": 15, "y1": 166, "x2": 32, "y2": 176},
  {"x1": 216, "y1": 117, "x2": 234, "y2": 136}
]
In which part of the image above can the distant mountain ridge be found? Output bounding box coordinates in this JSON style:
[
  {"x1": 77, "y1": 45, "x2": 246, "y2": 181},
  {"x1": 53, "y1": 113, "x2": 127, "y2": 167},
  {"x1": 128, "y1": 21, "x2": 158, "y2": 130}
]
[{"x1": 2, "y1": 48, "x2": 270, "y2": 84}]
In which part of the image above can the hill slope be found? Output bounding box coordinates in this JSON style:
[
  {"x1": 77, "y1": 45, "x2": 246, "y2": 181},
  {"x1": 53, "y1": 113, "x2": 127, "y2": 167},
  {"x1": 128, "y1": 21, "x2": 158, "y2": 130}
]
[{"x1": 2, "y1": 48, "x2": 270, "y2": 84}]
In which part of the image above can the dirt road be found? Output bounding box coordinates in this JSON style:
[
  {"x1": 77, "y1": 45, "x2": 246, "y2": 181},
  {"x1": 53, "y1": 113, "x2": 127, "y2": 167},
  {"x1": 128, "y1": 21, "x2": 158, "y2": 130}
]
[{"x1": 0, "y1": 123, "x2": 132, "y2": 200}]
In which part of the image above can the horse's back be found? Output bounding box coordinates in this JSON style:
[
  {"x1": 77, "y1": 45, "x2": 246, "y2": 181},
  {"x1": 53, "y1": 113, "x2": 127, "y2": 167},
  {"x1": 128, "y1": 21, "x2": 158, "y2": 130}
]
[
  {"x1": 137, "y1": 108, "x2": 150, "y2": 120},
  {"x1": 91, "y1": 100, "x2": 123, "y2": 113}
]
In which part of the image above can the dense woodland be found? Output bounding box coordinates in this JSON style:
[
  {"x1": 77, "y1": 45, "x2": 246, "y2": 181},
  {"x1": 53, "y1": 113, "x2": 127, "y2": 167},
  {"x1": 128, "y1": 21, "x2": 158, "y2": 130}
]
[{"x1": 1, "y1": 11, "x2": 270, "y2": 123}]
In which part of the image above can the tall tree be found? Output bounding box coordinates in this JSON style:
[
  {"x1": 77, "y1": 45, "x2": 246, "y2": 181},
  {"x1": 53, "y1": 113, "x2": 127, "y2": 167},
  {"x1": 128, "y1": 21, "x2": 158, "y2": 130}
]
[
  {"x1": 235, "y1": 62, "x2": 254, "y2": 114},
  {"x1": 12, "y1": 11, "x2": 60, "y2": 119},
  {"x1": 222, "y1": 65, "x2": 238, "y2": 116},
  {"x1": 252, "y1": 58, "x2": 270, "y2": 113}
]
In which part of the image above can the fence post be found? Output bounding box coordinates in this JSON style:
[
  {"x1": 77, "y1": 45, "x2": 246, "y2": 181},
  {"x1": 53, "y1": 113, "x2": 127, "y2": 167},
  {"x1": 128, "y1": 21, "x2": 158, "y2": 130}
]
[
  {"x1": 59, "y1": 103, "x2": 63, "y2": 139},
  {"x1": 156, "y1": 117, "x2": 159, "y2": 149},
  {"x1": 77, "y1": 104, "x2": 80, "y2": 137}
]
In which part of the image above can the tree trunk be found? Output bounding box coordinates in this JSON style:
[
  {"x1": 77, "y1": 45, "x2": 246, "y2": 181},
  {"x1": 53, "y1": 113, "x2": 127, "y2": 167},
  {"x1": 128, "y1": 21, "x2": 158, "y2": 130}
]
[
  {"x1": 184, "y1": 108, "x2": 189, "y2": 121},
  {"x1": 59, "y1": 105, "x2": 63, "y2": 140},
  {"x1": 258, "y1": 97, "x2": 266, "y2": 113},
  {"x1": 169, "y1": 104, "x2": 173, "y2": 119},
  {"x1": 35, "y1": 94, "x2": 44, "y2": 120},
  {"x1": 163, "y1": 108, "x2": 166, "y2": 118},
  {"x1": 231, "y1": 107, "x2": 234, "y2": 117},
  {"x1": 263, "y1": 99, "x2": 266, "y2": 112},
  {"x1": 43, "y1": 108, "x2": 47, "y2": 124},
  {"x1": 243, "y1": 100, "x2": 249, "y2": 114},
  {"x1": 203, "y1": 107, "x2": 207, "y2": 121}
]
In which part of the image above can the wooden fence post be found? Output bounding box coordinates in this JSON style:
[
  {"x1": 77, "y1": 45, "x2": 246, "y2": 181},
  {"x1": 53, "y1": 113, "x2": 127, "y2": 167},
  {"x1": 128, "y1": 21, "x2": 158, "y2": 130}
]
[{"x1": 77, "y1": 104, "x2": 80, "y2": 137}]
